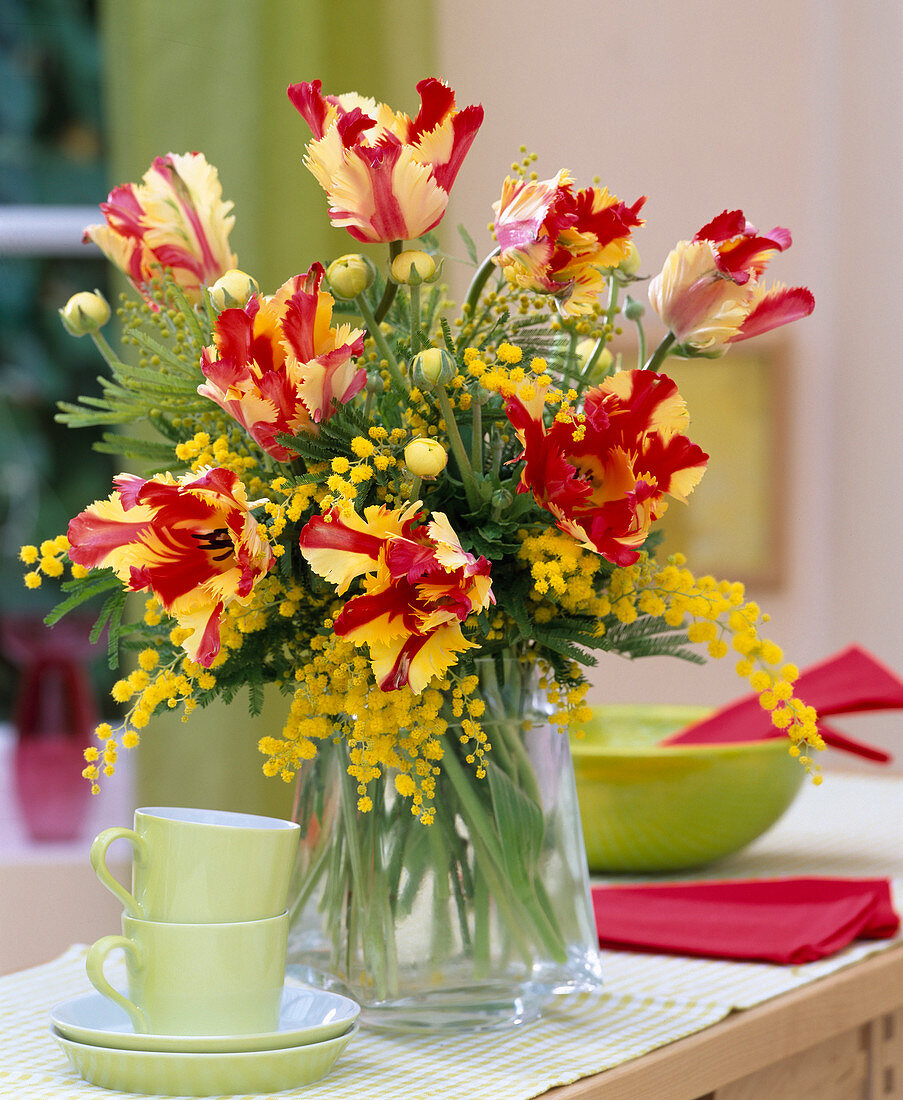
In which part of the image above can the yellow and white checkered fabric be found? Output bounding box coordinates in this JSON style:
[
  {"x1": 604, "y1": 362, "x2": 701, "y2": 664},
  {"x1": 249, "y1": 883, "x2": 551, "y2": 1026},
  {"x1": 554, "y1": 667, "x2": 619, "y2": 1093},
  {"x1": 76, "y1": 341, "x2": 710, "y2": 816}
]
[{"x1": 0, "y1": 773, "x2": 900, "y2": 1100}]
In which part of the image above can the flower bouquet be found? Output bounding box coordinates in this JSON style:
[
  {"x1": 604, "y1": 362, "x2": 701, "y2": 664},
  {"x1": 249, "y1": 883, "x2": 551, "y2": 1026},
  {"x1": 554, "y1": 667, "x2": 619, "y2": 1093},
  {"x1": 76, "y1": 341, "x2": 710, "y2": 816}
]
[{"x1": 24, "y1": 76, "x2": 819, "y2": 1029}]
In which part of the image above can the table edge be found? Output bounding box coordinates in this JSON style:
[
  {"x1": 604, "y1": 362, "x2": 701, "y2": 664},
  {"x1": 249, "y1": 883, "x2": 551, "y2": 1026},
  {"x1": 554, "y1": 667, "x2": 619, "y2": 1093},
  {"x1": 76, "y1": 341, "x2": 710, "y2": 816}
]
[{"x1": 541, "y1": 942, "x2": 903, "y2": 1100}]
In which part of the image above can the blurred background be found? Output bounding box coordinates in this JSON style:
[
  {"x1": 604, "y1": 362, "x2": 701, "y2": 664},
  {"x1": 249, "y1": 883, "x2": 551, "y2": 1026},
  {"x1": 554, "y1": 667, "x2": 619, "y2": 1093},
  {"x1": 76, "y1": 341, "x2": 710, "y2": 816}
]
[{"x1": 1, "y1": 0, "x2": 900, "y2": 840}]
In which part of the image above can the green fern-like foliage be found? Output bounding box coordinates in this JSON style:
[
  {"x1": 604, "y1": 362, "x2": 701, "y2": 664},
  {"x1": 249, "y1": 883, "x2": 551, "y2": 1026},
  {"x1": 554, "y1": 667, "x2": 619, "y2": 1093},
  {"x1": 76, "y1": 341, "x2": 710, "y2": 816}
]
[{"x1": 55, "y1": 273, "x2": 215, "y2": 464}]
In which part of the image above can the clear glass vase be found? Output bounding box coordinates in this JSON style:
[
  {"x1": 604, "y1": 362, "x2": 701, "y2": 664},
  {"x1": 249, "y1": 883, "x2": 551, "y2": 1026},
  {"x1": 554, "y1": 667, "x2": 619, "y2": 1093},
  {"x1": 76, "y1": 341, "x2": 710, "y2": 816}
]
[{"x1": 285, "y1": 656, "x2": 604, "y2": 1031}]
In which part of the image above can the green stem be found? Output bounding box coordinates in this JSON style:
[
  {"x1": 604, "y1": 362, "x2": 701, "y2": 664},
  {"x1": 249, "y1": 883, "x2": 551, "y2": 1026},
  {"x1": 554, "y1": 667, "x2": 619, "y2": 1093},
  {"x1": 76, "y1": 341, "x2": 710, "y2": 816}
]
[
  {"x1": 470, "y1": 398, "x2": 483, "y2": 473},
  {"x1": 435, "y1": 386, "x2": 480, "y2": 511},
  {"x1": 574, "y1": 336, "x2": 606, "y2": 395},
  {"x1": 91, "y1": 330, "x2": 125, "y2": 372},
  {"x1": 576, "y1": 338, "x2": 602, "y2": 396},
  {"x1": 373, "y1": 240, "x2": 403, "y2": 324},
  {"x1": 489, "y1": 716, "x2": 542, "y2": 805},
  {"x1": 489, "y1": 435, "x2": 504, "y2": 478},
  {"x1": 428, "y1": 821, "x2": 452, "y2": 968},
  {"x1": 287, "y1": 835, "x2": 331, "y2": 926},
  {"x1": 409, "y1": 474, "x2": 422, "y2": 502},
  {"x1": 472, "y1": 866, "x2": 491, "y2": 979},
  {"x1": 355, "y1": 291, "x2": 407, "y2": 391},
  {"x1": 409, "y1": 283, "x2": 421, "y2": 354},
  {"x1": 606, "y1": 270, "x2": 620, "y2": 319},
  {"x1": 434, "y1": 799, "x2": 474, "y2": 948},
  {"x1": 438, "y1": 735, "x2": 567, "y2": 964},
  {"x1": 383, "y1": 797, "x2": 411, "y2": 904},
  {"x1": 563, "y1": 328, "x2": 579, "y2": 388},
  {"x1": 338, "y1": 764, "x2": 397, "y2": 1000},
  {"x1": 644, "y1": 331, "x2": 676, "y2": 372},
  {"x1": 462, "y1": 247, "x2": 501, "y2": 319},
  {"x1": 635, "y1": 315, "x2": 647, "y2": 372},
  {"x1": 480, "y1": 660, "x2": 542, "y2": 804}
]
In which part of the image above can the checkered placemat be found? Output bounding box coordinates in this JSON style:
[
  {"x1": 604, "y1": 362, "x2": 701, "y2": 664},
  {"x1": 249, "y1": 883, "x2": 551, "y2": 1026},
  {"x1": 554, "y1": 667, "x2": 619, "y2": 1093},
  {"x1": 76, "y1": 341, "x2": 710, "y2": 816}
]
[{"x1": 1, "y1": 772, "x2": 900, "y2": 1100}]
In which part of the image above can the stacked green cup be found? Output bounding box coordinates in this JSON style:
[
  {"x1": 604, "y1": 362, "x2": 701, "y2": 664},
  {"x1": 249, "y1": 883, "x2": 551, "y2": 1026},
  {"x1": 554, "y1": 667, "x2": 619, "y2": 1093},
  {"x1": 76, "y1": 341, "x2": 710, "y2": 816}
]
[{"x1": 87, "y1": 807, "x2": 300, "y2": 1036}]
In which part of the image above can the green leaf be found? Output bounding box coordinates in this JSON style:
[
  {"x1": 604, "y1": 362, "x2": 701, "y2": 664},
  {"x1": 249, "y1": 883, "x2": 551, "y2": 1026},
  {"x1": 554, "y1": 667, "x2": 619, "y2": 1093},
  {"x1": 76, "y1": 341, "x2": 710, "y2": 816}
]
[
  {"x1": 457, "y1": 224, "x2": 479, "y2": 266},
  {"x1": 529, "y1": 624, "x2": 598, "y2": 666},
  {"x1": 43, "y1": 571, "x2": 122, "y2": 626},
  {"x1": 485, "y1": 758, "x2": 544, "y2": 885},
  {"x1": 440, "y1": 316, "x2": 456, "y2": 355},
  {"x1": 105, "y1": 594, "x2": 126, "y2": 669},
  {"x1": 600, "y1": 616, "x2": 705, "y2": 663},
  {"x1": 55, "y1": 404, "x2": 138, "y2": 427},
  {"x1": 93, "y1": 434, "x2": 178, "y2": 462},
  {"x1": 248, "y1": 679, "x2": 265, "y2": 717}
]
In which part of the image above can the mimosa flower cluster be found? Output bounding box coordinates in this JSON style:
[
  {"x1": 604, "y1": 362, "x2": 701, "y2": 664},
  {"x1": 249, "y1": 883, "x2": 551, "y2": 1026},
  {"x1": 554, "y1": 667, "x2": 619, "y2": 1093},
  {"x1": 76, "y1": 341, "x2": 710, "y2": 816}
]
[{"x1": 25, "y1": 74, "x2": 819, "y2": 810}]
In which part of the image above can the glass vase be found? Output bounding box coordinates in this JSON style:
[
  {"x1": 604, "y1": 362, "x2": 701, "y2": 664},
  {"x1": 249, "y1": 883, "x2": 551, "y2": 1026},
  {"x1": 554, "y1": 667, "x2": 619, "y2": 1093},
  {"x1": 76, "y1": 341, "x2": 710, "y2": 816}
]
[{"x1": 285, "y1": 656, "x2": 604, "y2": 1031}]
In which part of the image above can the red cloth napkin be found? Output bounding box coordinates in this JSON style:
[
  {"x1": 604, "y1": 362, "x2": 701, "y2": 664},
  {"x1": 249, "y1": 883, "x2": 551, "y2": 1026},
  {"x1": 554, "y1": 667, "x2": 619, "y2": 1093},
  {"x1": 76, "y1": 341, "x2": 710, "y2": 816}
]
[
  {"x1": 592, "y1": 878, "x2": 899, "y2": 964},
  {"x1": 662, "y1": 645, "x2": 899, "y2": 762}
]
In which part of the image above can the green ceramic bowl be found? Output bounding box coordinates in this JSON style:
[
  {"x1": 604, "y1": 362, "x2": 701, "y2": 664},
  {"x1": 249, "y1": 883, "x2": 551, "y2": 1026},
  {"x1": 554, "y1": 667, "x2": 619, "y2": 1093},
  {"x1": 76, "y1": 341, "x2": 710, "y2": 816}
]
[{"x1": 570, "y1": 704, "x2": 806, "y2": 873}]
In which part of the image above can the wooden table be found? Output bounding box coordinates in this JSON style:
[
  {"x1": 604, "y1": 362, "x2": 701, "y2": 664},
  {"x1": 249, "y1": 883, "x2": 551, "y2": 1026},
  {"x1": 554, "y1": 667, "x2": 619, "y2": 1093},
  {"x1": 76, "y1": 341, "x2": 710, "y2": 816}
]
[{"x1": 545, "y1": 943, "x2": 903, "y2": 1100}]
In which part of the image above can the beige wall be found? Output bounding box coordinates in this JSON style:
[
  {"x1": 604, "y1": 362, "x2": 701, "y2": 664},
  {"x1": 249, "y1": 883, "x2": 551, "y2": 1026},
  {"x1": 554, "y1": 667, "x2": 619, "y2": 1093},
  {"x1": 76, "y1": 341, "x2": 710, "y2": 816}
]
[{"x1": 436, "y1": 1, "x2": 903, "y2": 758}]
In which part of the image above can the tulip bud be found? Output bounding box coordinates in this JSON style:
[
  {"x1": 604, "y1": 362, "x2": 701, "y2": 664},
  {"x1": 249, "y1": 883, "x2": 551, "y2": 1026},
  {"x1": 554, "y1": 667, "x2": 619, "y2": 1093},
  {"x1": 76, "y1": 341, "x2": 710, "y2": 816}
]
[
  {"x1": 575, "y1": 339, "x2": 613, "y2": 370},
  {"x1": 208, "y1": 269, "x2": 259, "y2": 311},
  {"x1": 404, "y1": 438, "x2": 448, "y2": 477},
  {"x1": 60, "y1": 290, "x2": 111, "y2": 337},
  {"x1": 412, "y1": 347, "x2": 457, "y2": 389},
  {"x1": 389, "y1": 249, "x2": 437, "y2": 285},
  {"x1": 617, "y1": 241, "x2": 641, "y2": 277},
  {"x1": 574, "y1": 339, "x2": 614, "y2": 386},
  {"x1": 326, "y1": 254, "x2": 375, "y2": 299}
]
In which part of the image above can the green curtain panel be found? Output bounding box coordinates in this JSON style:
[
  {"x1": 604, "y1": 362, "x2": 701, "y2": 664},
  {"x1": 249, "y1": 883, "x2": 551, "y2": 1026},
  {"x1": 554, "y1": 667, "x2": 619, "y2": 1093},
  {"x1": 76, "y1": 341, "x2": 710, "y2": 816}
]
[{"x1": 99, "y1": 0, "x2": 436, "y2": 814}]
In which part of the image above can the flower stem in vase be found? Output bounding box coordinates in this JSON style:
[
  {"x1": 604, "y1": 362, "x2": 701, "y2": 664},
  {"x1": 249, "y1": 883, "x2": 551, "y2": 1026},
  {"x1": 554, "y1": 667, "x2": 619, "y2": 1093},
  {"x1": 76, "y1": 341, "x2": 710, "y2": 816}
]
[
  {"x1": 338, "y1": 763, "x2": 399, "y2": 1000},
  {"x1": 437, "y1": 736, "x2": 568, "y2": 965}
]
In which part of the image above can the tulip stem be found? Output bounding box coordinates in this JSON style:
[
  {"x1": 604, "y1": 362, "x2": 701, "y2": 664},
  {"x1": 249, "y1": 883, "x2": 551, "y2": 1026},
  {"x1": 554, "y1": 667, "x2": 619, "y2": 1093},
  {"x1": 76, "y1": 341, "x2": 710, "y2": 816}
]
[
  {"x1": 462, "y1": 247, "x2": 501, "y2": 321},
  {"x1": 435, "y1": 386, "x2": 480, "y2": 511},
  {"x1": 355, "y1": 291, "x2": 407, "y2": 392},
  {"x1": 409, "y1": 475, "x2": 422, "y2": 502},
  {"x1": 90, "y1": 330, "x2": 124, "y2": 372},
  {"x1": 644, "y1": 332, "x2": 676, "y2": 372},
  {"x1": 373, "y1": 241, "x2": 403, "y2": 324},
  {"x1": 410, "y1": 283, "x2": 421, "y2": 353},
  {"x1": 575, "y1": 335, "x2": 608, "y2": 395},
  {"x1": 635, "y1": 316, "x2": 647, "y2": 372},
  {"x1": 470, "y1": 400, "x2": 483, "y2": 472},
  {"x1": 565, "y1": 329, "x2": 579, "y2": 387},
  {"x1": 489, "y1": 435, "x2": 504, "y2": 478}
]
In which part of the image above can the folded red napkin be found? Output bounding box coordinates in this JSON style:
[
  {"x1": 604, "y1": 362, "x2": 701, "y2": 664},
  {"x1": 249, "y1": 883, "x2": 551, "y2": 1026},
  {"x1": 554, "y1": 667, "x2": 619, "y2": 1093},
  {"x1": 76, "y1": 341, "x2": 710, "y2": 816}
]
[
  {"x1": 662, "y1": 645, "x2": 899, "y2": 762},
  {"x1": 592, "y1": 878, "x2": 899, "y2": 964}
]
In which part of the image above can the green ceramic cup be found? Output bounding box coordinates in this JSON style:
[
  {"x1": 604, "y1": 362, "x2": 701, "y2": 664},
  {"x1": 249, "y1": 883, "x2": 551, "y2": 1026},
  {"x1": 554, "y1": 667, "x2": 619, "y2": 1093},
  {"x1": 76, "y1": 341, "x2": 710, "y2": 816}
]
[
  {"x1": 86, "y1": 911, "x2": 288, "y2": 1035},
  {"x1": 90, "y1": 807, "x2": 300, "y2": 923}
]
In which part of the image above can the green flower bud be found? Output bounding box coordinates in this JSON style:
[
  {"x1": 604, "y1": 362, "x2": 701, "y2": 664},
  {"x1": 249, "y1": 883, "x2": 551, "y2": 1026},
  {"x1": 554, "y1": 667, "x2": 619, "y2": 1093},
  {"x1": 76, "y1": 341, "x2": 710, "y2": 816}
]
[
  {"x1": 624, "y1": 295, "x2": 645, "y2": 321},
  {"x1": 404, "y1": 438, "x2": 448, "y2": 477},
  {"x1": 412, "y1": 347, "x2": 457, "y2": 389},
  {"x1": 59, "y1": 290, "x2": 111, "y2": 336},
  {"x1": 326, "y1": 254, "x2": 375, "y2": 299},
  {"x1": 575, "y1": 338, "x2": 613, "y2": 371},
  {"x1": 208, "y1": 269, "x2": 259, "y2": 311},
  {"x1": 389, "y1": 249, "x2": 437, "y2": 285},
  {"x1": 490, "y1": 488, "x2": 514, "y2": 512},
  {"x1": 618, "y1": 241, "x2": 641, "y2": 276}
]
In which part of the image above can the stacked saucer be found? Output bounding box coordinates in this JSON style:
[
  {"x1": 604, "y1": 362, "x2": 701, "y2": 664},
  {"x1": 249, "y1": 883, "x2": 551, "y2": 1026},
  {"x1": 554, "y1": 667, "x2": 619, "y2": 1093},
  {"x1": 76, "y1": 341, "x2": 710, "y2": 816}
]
[{"x1": 51, "y1": 984, "x2": 359, "y2": 1096}]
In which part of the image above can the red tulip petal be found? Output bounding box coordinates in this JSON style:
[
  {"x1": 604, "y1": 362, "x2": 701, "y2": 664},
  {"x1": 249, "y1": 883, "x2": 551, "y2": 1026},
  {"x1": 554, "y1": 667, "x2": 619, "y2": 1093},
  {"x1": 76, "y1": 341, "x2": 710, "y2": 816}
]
[{"x1": 731, "y1": 284, "x2": 815, "y2": 342}]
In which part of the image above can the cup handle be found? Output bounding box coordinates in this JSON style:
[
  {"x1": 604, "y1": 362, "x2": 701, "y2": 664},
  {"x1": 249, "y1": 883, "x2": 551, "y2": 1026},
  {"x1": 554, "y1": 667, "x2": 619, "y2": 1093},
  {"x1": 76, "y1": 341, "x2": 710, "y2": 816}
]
[
  {"x1": 85, "y1": 934, "x2": 148, "y2": 1034},
  {"x1": 89, "y1": 827, "x2": 148, "y2": 918}
]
